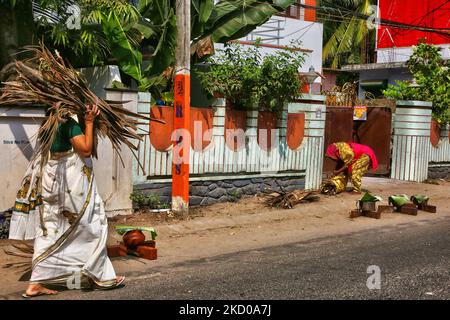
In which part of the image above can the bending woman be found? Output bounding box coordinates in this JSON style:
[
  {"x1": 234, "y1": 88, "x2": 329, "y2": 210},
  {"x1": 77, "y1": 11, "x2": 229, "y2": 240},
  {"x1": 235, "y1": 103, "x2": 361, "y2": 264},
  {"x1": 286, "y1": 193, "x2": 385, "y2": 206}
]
[
  {"x1": 9, "y1": 104, "x2": 124, "y2": 298},
  {"x1": 325, "y1": 142, "x2": 378, "y2": 194}
]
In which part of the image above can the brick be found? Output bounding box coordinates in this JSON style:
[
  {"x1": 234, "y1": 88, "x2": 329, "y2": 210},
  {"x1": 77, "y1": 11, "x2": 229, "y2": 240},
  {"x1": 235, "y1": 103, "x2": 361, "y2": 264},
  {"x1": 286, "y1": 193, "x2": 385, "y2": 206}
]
[
  {"x1": 349, "y1": 210, "x2": 362, "y2": 218},
  {"x1": 399, "y1": 203, "x2": 418, "y2": 216},
  {"x1": 107, "y1": 244, "x2": 127, "y2": 258},
  {"x1": 136, "y1": 246, "x2": 157, "y2": 260},
  {"x1": 378, "y1": 205, "x2": 395, "y2": 214},
  {"x1": 363, "y1": 211, "x2": 381, "y2": 219},
  {"x1": 418, "y1": 204, "x2": 437, "y2": 213}
]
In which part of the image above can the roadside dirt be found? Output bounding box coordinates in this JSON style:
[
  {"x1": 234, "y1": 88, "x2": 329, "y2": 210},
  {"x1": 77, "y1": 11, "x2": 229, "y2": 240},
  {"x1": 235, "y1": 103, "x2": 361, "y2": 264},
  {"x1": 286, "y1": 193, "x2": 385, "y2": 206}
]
[{"x1": 1, "y1": 177, "x2": 449, "y2": 298}]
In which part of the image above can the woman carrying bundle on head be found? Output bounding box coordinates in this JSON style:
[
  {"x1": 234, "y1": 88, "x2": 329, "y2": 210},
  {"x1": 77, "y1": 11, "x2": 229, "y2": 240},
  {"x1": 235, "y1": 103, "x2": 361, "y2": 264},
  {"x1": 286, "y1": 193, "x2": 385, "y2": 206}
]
[
  {"x1": 325, "y1": 142, "x2": 378, "y2": 194},
  {"x1": 9, "y1": 104, "x2": 125, "y2": 298}
]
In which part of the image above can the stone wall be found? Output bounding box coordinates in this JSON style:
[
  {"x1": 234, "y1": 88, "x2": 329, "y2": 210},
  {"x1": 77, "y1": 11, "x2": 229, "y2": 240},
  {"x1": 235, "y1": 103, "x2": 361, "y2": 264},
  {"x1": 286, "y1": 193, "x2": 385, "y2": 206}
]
[
  {"x1": 134, "y1": 176, "x2": 306, "y2": 207},
  {"x1": 428, "y1": 164, "x2": 450, "y2": 180}
]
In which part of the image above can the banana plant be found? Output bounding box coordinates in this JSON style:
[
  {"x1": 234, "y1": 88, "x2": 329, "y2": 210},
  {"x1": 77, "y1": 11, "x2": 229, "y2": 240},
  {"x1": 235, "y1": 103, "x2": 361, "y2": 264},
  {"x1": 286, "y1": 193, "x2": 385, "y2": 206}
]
[{"x1": 2, "y1": 0, "x2": 295, "y2": 96}]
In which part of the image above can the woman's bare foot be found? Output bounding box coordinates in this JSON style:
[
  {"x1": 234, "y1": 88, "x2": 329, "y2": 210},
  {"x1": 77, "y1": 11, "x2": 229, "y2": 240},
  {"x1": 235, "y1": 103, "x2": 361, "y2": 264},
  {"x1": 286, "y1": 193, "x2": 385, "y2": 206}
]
[
  {"x1": 116, "y1": 276, "x2": 125, "y2": 286},
  {"x1": 23, "y1": 283, "x2": 58, "y2": 298}
]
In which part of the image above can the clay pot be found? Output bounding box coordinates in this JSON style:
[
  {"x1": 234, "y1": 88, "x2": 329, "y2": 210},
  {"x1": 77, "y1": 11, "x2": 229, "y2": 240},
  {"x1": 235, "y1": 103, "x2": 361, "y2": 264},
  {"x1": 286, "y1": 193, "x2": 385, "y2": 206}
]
[{"x1": 123, "y1": 230, "x2": 145, "y2": 248}]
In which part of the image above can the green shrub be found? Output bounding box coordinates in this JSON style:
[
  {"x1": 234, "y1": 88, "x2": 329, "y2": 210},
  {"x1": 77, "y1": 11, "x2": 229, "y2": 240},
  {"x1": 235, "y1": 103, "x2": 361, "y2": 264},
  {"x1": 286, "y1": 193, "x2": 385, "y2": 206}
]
[
  {"x1": 129, "y1": 191, "x2": 169, "y2": 209},
  {"x1": 196, "y1": 40, "x2": 306, "y2": 113},
  {"x1": 383, "y1": 43, "x2": 450, "y2": 125}
]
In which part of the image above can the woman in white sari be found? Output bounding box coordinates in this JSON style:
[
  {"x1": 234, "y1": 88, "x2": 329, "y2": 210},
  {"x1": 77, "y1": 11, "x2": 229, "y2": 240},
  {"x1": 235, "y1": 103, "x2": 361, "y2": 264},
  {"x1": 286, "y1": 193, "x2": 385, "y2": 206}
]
[{"x1": 9, "y1": 104, "x2": 124, "y2": 298}]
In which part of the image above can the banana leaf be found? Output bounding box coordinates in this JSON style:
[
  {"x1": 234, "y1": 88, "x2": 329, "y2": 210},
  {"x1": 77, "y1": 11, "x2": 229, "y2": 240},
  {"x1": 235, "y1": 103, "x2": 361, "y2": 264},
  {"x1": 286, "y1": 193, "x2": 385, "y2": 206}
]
[
  {"x1": 115, "y1": 225, "x2": 157, "y2": 240},
  {"x1": 102, "y1": 11, "x2": 145, "y2": 89},
  {"x1": 195, "y1": 0, "x2": 295, "y2": 43},
  {"x1": 388, "y1": 195, "x2": 410, "y2": 208},
  {"x1": 359, "y1": 192, "x2": 382, "y2": 203},
  {"x1": 410, "y1": 195, "x2": 429, "y2": 205}
]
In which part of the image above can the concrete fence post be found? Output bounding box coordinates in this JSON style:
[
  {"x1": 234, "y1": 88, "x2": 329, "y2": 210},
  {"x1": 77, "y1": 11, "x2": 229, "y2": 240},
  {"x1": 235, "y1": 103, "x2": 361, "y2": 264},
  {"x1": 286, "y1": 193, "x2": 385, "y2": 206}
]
[{"x1": 391, "y1": 100, "x2": 433, "y2": 182}]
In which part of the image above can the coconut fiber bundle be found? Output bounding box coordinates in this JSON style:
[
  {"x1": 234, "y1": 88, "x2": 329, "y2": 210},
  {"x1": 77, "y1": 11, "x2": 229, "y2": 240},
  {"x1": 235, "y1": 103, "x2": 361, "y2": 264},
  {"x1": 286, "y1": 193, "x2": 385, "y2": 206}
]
[{"x1": 0, "y1": 43, "x2": 162, "y2": 168}]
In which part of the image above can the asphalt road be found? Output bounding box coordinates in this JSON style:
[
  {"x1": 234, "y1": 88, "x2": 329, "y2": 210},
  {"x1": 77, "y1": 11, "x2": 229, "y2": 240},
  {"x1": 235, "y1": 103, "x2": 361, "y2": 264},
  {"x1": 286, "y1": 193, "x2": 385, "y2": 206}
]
[{"x1": 36, "y1": 217, "x2": 450, "y2": 300}]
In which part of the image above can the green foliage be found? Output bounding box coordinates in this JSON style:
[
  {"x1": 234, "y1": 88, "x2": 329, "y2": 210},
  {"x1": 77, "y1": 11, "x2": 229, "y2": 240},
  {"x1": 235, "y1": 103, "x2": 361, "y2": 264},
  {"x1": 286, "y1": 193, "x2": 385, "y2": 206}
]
[
  {"x1": 256, "y1": 42, "x2": 305, "y2": 111},
  {"x1": 102, "y1": 10, "x2": 146, "y2": 89},
  {"x1": 197, "y1": 41, "x2": 305, "y2": 112},
  {"x1": 1, "y1": 0, "x2": 295, "y2": 99},
  {"x1": 130, "y1": 191, "x2": 170, "y2": 209},
  {"x1": 34, "y1": 0, "x2": 141, "y2": 66},
  {"x1": 194, "y1": 0, "x2": 295, "y2": 44},
  {"x1": 388, "y1": 194, "x2": 410, "y2": 208},
  {"x1": 383, "y1": 43, "x2": 450, "y2": 125},
  {"x1": 410, "y1": 195, "x2": 429, "y2": 206},
  {"x1": 359, "y1": 192, "x2": 382, "y2": 203},
  {"x1": 383, "y1": 80, "x2": 421, "y2": 101},
  {"x1": 321, "y1": 0, "x2": 377, "y2": 68},
  {"x1": 229, "y1": 189, "x2": 242, "y2": 201},
  {"x1": 115, "y1": 225, "x2": 157, "y2": 240},
  {"x1": 196, "y1": 43, "x2": 261, "y2": 110}
]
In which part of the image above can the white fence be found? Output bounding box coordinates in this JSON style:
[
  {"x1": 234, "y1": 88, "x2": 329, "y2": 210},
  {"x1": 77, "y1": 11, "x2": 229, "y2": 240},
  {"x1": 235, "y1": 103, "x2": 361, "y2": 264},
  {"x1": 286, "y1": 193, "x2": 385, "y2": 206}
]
[{"x1": 134, "y1": 93, "x2": 326, "y2": 190}]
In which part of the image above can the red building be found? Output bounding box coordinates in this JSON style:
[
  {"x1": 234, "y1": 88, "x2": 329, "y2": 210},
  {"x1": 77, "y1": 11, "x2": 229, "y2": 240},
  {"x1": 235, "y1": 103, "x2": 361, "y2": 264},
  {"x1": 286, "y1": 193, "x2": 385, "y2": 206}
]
[
  {"x1": 377, "y1": 0, "x2": 450, "y2": 49},
  {"x1": 343, "y1": 0, "x2": 450, "y2": 98}
]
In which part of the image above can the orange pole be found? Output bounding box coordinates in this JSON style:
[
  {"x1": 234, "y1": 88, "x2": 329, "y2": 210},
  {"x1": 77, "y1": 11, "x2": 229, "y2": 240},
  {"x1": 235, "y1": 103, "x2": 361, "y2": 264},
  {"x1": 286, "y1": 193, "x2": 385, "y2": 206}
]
[
  {"x1": 172, "y1": 73, "x2": 190, "y2": 215},
  {"x1": 172, "y1": 0, "x2": 190, "y2": 216}
]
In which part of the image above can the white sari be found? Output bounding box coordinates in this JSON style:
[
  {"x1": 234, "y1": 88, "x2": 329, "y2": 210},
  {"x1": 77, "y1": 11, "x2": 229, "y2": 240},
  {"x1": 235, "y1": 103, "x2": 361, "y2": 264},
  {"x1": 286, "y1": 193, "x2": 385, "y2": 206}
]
[{"x1": 9, "y1": 152, "x2": 117, "y2": 288}]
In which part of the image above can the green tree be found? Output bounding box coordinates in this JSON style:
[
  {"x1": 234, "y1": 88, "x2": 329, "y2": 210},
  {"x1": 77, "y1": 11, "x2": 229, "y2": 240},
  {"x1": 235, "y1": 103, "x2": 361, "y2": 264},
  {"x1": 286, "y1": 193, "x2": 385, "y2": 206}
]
[
  {"x1": 0, "y1": 0, "x2": 296, "y2": 97},
  {"x1": 320, "y1": 0, "x2": 377, "y2": 68},
  {"x1": 383, "y1": 43, "x2": 450, "y2": 125}
]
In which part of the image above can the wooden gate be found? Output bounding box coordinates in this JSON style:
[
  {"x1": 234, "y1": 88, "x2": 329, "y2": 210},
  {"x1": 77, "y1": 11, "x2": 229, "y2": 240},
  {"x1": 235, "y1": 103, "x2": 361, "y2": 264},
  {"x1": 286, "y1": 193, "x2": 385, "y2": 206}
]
[
  {"x1": 323, "y1": 85, "x2": 393, "y2": 177},
  {"x1": 353, "y1": 106, "x2": 392, "y2": 175}
]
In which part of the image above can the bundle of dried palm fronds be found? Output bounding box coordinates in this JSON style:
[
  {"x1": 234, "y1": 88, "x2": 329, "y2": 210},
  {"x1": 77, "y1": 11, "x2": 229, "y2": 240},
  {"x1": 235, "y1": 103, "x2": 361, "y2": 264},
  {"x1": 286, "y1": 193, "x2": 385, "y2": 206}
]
[
  {"x1": 263, "y1": 190, "x2": 319, "y2": 209},
  {"x1": 321, "y1": 179, "x2": 338, "y2": 195},
  {"x1": 0, "y1": 43, "x2": 162, "y2": 167},
  {"x1": 321, "y1": 175, "x2": 348, "y2": 195}
]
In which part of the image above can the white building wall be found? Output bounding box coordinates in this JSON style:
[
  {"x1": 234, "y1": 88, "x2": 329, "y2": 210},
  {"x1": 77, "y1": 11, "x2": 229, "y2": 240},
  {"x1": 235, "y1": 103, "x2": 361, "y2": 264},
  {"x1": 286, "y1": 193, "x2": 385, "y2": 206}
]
[{"x1": 377, "y1": 44, "x2": 450, "y2": 64}]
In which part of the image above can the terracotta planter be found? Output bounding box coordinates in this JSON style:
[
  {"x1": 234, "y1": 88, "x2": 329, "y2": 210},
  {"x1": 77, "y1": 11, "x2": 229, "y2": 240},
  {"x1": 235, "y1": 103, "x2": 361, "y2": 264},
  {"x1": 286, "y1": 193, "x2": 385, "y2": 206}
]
[
  {"x1": 287, "y1": 113, "x2": 305, "y2": 150},
  {"x1": 430, "y1": 119, "x2": 449, "y2": 147},
  {"x1": 190, "y1": 107, "x2": 213, "y2": 151},
  {"x1": 150, "y1": 105, "x2": 173, "y2": 152},
  {"x1": 257, "y1": 111, "x2": 278, "y2": 151},
  {"x1": 225, "y1": 105, "x2": 247, "y2": 151}
]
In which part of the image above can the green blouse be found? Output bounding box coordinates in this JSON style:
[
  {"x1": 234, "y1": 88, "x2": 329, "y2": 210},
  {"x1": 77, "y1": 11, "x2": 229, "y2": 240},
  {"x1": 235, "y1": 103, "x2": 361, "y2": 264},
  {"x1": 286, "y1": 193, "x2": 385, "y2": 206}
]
[{"x1": 50, "y1": 118, "x2": 83, "y2": 152}]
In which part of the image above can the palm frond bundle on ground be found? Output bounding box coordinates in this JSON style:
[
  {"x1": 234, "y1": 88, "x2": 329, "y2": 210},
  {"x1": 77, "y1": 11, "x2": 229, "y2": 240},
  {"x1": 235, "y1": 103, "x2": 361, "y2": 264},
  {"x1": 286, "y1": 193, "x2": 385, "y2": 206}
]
[
  {"x1": 263, "y1": 190, "x2": 319, "y2": 209},
  {"x1": 0, "y1": 43, "x2": 162, "y2": 167},
  {"x1": 320, "y1": 178, "x2": 338, "y2": 195}
]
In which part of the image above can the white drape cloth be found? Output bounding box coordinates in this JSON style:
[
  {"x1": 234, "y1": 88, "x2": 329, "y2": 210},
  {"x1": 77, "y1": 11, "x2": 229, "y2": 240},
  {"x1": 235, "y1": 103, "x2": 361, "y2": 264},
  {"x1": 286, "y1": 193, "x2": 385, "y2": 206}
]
[{"x1": 9, "y1": 153, "x2": 117, "y2": 288}]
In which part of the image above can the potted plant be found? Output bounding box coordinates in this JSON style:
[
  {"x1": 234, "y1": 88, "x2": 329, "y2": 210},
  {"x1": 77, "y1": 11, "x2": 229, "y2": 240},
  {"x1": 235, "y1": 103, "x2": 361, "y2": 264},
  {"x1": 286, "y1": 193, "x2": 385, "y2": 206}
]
[
  {"x1": 196, "y1": 43, "x2": 260, "y2": 111},
  {"x1": 196, "y1": 44, "x2": 261, "y2": 149},
  {"x1": 255, "y1": 42, "x2": 305, "y2": 113},
  {"x1": 255, "y1": 42, "x2": 306, "y2": 150}
]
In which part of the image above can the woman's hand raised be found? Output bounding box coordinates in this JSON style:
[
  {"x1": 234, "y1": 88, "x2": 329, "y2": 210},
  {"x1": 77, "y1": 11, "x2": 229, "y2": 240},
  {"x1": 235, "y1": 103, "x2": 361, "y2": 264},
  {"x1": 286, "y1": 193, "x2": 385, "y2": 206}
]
[{"x1": 85, "y1": 104, "x2": 100, "y2": 124}]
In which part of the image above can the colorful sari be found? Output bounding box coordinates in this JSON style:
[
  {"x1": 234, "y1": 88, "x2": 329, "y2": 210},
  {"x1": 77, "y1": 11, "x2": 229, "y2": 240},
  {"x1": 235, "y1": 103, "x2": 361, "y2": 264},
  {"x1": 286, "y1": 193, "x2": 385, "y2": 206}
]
[
  {"x1": 9, "y1": 152, "x2": 118, "y2": 288},
  {"x1": 325, "y1": 142, "x2": 378, "y2": 193}
]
